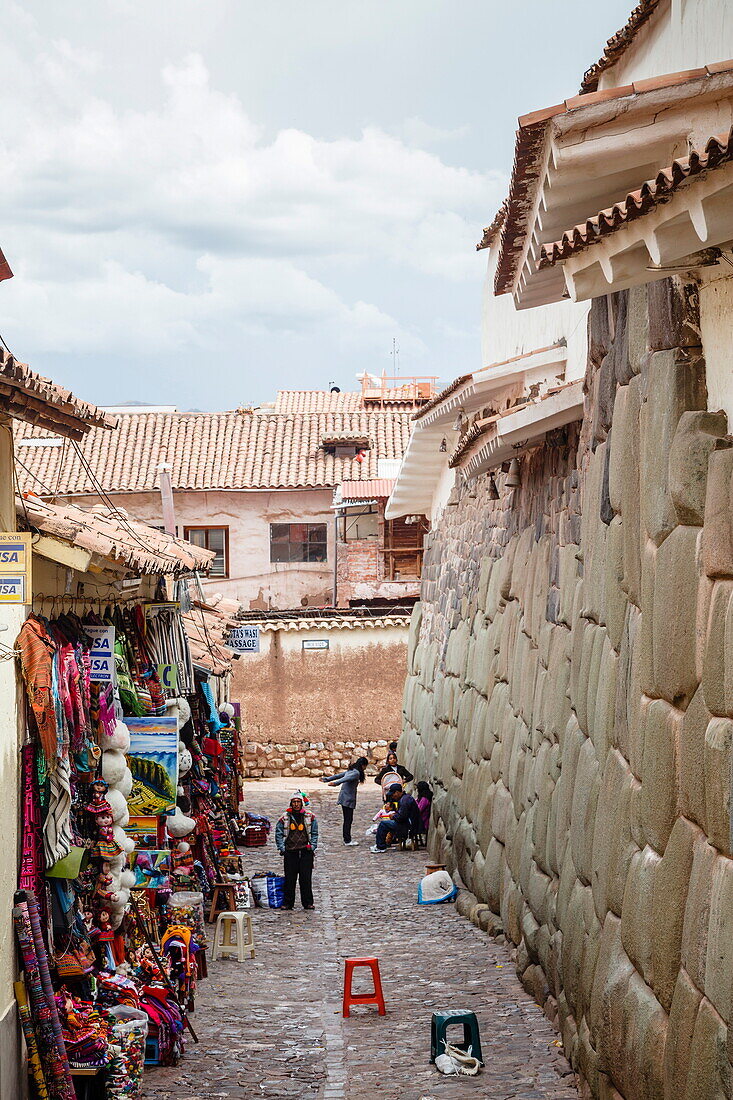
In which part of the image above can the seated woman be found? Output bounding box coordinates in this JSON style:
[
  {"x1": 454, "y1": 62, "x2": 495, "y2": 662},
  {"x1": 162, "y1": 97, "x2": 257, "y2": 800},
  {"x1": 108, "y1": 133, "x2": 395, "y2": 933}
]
[
  {"x1": 415, "y1": 780, "x2": 433, "y2": 837},
  {"x1": 374, "y1": 751, "x2": 413, "y2": 797}
]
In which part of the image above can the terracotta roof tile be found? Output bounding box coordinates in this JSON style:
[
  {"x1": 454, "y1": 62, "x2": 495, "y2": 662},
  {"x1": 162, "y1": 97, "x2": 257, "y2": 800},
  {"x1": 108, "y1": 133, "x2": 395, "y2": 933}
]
[
  {"x1": 476, "y1": 201, "x2": 508, "y2": 251},
  {"x1": 412, "y1": 374, "x2": 473, "y2": 421},
  {"x1": 539, "y1": 126, "x2": 733, "y2": 267},
  {"x1": 17, "y1": 494, "x2": 215, "y2": 576},
  {"x1": 15, "y1": 407, "x2": 414, "y2": 495},
  {"x1": 580, "y1": 0, "x2": 664, "y2": 94},
  {"x1": 0, "y1": 348, "x2": 116, "y2": 439}
]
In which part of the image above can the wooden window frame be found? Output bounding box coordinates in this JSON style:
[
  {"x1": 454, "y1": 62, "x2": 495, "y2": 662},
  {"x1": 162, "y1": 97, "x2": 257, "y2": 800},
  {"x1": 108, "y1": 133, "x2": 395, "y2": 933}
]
[
  {"x1": 183, "y1": 525, "x2": 230, "y2": 577},
  {"x1": 269, "y1": 522, "x2": 328, "y2": 564}
]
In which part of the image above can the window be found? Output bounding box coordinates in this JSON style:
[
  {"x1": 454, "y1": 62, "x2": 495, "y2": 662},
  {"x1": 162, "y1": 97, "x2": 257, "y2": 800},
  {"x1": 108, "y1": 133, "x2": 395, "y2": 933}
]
[
  {"x1": 270, "y1": 523, "x2": 328, "y2": 563},
  {"x1": 183, "y1": 526, "x2": 229, "y2": 576}
]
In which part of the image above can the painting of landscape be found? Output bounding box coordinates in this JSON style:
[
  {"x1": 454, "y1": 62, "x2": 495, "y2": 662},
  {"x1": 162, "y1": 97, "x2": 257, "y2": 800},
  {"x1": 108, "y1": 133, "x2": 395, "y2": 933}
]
[{"x1": 125, "y1": 717, "x2": 178, "y2": 814}]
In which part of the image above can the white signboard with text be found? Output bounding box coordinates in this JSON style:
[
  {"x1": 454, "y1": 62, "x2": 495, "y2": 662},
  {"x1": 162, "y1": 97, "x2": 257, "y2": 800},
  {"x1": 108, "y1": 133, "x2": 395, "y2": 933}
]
[
  {"x1": 228, "y1": 624, "x2": 261, "y2": 653},
  {"x1": 85, "y1": 625, "x2": 115, "y2": 683}
]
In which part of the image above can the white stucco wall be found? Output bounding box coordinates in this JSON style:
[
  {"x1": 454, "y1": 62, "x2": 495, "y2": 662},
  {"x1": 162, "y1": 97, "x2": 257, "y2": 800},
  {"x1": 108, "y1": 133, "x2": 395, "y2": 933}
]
[
  {"x1": 62, "y1": 488, "x2": 337, "y2": 610},
  {"x1": 698, "y1": 270, "x2": 733, "y2": 425},
  {"x1": 481, "y1": 246, "x2": 589, "y2": 382},
  {"x1": 598, "y1": 0, "x2": 733, "y2": 91}
]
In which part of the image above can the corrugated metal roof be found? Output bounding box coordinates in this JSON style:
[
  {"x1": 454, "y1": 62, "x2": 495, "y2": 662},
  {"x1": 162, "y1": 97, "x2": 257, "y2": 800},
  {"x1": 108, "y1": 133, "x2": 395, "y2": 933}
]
[{"x1": 340, "y1": 479, "x2": 396, "y2": 499}]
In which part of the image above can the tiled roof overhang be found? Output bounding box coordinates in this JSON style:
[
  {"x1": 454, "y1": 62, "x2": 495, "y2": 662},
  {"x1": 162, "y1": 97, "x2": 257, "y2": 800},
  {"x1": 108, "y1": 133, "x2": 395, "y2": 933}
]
[
  {"x1": 476, "y1": 201, "x2": 508, "y2": 252},
  {"x1": 458, "y1": 380, "x2": 584, "y2": 479},
  {"x1": 0, "y1": 350, "x2": 117, "y2": 439},
  {"x1": 387, "y1": 343, "x2": 568, "y2": 520},
  {"x1": 494, "y1": 64, "x2": 733, "y2": 309},
  {"x1": 580, "y1": 0, "x2": 664, "y2": 94},
  {"x1": 540, "y1": 127, "x2": 733, "y2": 267},
  {"x1": 547, "y1": 134, "x2": 733, "y2": 301},
  {"x1": 412, "y1": 375, "x2": 473, "y2": 421},
  {"x1": 17, "y1": 495, "x2": 215, "y2": 576}
]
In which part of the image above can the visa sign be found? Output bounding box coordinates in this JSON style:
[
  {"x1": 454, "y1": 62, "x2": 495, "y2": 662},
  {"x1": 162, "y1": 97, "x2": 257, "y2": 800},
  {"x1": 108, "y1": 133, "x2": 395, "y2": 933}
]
[
  {"x1": 85, "y1": 625, "x2": 115, "y2": 683},
  {"x1": 0, "y1": 533, "x2": 31, "y2": 604}
]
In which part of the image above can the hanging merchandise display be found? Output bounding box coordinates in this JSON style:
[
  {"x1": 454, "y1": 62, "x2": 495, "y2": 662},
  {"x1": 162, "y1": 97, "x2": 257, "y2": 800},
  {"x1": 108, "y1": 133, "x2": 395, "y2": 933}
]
[{"x1": 13, "y1": 595, "x2": 244, "y2": 1097}]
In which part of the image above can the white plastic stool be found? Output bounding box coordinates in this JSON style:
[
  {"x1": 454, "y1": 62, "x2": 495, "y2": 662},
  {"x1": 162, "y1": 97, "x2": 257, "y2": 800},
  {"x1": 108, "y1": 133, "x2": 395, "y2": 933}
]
[{"x1": 211, "y1": 910, "x2": 255, "y2": 961}]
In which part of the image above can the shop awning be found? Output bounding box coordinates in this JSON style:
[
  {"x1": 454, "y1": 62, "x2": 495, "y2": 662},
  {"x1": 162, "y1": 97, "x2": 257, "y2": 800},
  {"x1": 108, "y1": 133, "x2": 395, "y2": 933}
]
[{"x1": 16, "y1": 494, "x2": 215, "y2": 577}]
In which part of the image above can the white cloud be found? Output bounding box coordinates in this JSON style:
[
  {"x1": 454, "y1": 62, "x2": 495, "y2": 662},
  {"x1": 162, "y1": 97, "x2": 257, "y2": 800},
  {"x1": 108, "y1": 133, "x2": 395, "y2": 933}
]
[{"x1": 0, "y1": 31, "x2": 503, "y2": 369}]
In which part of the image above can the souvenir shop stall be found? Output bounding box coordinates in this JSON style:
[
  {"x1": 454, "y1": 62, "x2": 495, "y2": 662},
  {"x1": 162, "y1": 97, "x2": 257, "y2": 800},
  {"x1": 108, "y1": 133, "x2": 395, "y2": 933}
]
[{"x1": 11, "y1": 497, "x2": 247, "y2": 1099}]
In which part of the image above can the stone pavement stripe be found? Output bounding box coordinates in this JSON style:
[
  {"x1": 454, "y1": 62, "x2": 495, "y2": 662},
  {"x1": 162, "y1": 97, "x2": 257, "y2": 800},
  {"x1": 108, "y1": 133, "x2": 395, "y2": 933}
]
[{"x1": 144, "y1": 781, "x2": 577, "y2": 1100}]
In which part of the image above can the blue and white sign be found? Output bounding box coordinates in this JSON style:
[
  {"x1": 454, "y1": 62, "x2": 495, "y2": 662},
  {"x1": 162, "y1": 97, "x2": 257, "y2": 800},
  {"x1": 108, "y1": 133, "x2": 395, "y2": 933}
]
[
  {"x1": 228, "y1": 624, "x2": 260, "y2": 653},
  {"x1": 0, "y1": 576, "x2": 25, "y2": 602},
  {"x1": 86, "y1": 625, "x2": 115, "y2": 683},
  {"x1": 0, "y1": 533, "x2": 32, "y2": 604}
]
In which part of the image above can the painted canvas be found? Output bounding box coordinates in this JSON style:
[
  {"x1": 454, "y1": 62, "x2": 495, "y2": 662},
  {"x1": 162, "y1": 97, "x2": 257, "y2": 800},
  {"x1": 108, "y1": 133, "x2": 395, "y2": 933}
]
[
  {"x1": 125, "y1": 717, "x2": 178, "y2": 815},
  {"x1": 131, "y1": 849, "x2": 170, "y2": 889},
  {"x1": 125, "y1": 816, "x2": 160, "y2": 849}
]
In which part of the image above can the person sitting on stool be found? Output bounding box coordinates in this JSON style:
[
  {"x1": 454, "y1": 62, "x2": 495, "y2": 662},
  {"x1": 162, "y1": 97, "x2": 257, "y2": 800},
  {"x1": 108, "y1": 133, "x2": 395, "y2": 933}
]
[
  {"x1": 275, "y1": 794, "x2": 319, "y2": 910},
  {"x1": 370, "y1": 784, "x2": 420, "y2": 853}
]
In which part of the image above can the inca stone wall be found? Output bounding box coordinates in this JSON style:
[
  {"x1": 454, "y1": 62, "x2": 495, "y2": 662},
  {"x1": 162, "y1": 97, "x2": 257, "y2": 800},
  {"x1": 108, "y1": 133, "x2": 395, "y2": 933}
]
[{"x1": 400, "y1": 276, "x2": 733, "y2": 1099}]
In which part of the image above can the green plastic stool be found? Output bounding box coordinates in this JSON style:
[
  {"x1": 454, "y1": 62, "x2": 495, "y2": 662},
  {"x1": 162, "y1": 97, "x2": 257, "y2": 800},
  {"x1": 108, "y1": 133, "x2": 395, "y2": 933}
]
[{"x1": 430, "y1": 1010, "x2": 483, "y2": 1063}]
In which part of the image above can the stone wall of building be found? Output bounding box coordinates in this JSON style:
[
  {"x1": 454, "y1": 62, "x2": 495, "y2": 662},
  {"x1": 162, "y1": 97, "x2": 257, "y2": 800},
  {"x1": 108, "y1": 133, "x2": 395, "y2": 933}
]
[
  {"x1": 233, "y1": 621, "x2": 406, "y2": 778},
  {"x1": 400, "y1": 277, "x2": 733, "y2": 1098}
]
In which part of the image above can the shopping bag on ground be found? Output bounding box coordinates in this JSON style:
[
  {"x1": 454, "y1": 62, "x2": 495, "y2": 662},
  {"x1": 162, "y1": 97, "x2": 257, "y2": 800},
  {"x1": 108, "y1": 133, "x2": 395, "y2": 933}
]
[{"x1": 250, "y1": 872, "x2": 285, "y2": 909}]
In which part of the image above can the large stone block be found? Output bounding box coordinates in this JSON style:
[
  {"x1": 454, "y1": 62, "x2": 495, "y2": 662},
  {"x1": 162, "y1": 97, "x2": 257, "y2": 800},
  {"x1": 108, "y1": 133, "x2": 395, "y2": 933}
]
[
  {"x1": 640, "y1": 348, "x2": 707, "y2": 546},
  {"x1": 704, "y1": 718, "x2": 733, "y2": 856},
  {"x1": 640, "y1": 697, "x2": 680, "y2": 854},
  {"x1": 651, "y1": 815, "x2": 698, "y2": 1013},
  {"x1": 664, "y1": 968, "x2": 703, "y2": 1100},
  {"x1": 704, "y1": 853, "x2": 733, "y2": 1020},
  {"x1": 701, "y1": 580, "x2": 733, "y2": 717},
  {"x1": 621, "y1": 844, "x2": 660, "y2": 986},
  {"x1": 682, "y1": 833, "x2": 717, "y2": 990},
  {"x1": 702, "y1": 449, "x2": 733, "y2": 579},
  {"x1": 646, "y1": 276, "x2": 701, "y2": 351},
  {"x1": 684, "y1": 995, "x2": 731, "y2": 1100},
  {"x1": 669, "y1": 410, "x2": 729, "y2": 527},
  {"x1": 570, "y1": 736, "x2": 601, "y2": 886},
  {"x1": 589, "y1": 914, "x2": 634, "y2": 1074},
  {"x1": 679, "y1": 688, "x2": 709, "y2": 831},
  {"x1": 652, "y1": 524, "x2": 702, "y2": 707},
  {"x1": 591, "y1": 748, "x2": 638, "y2": 921}
]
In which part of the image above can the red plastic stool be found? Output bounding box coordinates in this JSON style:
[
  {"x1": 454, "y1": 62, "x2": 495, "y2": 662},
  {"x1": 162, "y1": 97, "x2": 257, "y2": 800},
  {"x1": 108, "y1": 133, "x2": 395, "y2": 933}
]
[{"x1": 342, "y1": 957, "x2": 386, "y2": 1017}]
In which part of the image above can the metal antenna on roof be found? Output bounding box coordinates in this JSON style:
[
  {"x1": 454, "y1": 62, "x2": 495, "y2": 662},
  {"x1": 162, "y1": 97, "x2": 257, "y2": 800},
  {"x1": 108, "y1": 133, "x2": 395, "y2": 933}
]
[{"x1": 391, "y1": 337, "x2": 400, "y2": 376}]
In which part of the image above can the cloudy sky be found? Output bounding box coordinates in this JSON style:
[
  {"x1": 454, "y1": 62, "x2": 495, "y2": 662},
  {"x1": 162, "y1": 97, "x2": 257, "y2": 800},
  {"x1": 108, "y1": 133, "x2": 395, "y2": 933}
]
[{"x1": 0, "y1": 0, "x2": 633, "y2": 410}]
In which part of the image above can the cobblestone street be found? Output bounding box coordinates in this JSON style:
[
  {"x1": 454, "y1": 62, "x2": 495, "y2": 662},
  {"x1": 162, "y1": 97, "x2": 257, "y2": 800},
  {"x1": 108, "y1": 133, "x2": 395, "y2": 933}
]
[{"x1": 144, "y1": 780, "x2": 577, "y2": 1100}]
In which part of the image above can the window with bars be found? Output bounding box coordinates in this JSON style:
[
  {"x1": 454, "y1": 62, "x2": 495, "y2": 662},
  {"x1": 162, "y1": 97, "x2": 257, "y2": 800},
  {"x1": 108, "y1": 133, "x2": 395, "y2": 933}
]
[
  {"x1": 183, "y1": 526, "x2": 229, "y2": 576},
  {"x1": 270, "y1": 522, "x2": 328, "y2": 563}
]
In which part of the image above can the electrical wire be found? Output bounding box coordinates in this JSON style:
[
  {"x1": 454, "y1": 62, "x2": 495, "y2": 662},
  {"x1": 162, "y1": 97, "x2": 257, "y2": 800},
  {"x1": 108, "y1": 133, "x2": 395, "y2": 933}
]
[
  {"x1": 12, "y1": 453, "x2": 57, "y2": 497},
  {"x1": 69, "y1": 439, "x2": 182, "y2": 564}
]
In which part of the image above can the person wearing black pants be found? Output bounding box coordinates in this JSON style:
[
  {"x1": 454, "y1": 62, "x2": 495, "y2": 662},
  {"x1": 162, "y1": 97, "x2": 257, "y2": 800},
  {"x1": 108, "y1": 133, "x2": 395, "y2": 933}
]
[
  {"x1": 275, "y1": 795, "x2": 319, "y2": 910},
  {"x1": 321, "y1": 757, "x2": 368, "y2": 846}
]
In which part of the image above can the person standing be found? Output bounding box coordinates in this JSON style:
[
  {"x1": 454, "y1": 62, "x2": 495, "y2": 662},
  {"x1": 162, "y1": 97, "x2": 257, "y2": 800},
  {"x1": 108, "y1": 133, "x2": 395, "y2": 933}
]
[
  {"x1": 320, "y1": 757, "x2": 368, "y2": 846},
  {"x1": 275, "y1": 795, "x2": 319, "y2": 910}
]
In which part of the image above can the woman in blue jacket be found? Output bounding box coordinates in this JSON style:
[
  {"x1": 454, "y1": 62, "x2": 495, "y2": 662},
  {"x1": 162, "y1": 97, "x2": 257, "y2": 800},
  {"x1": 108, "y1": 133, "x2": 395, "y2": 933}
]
[{"x1": 320, "y1": 757, "x2": 368, "y2": 846}]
